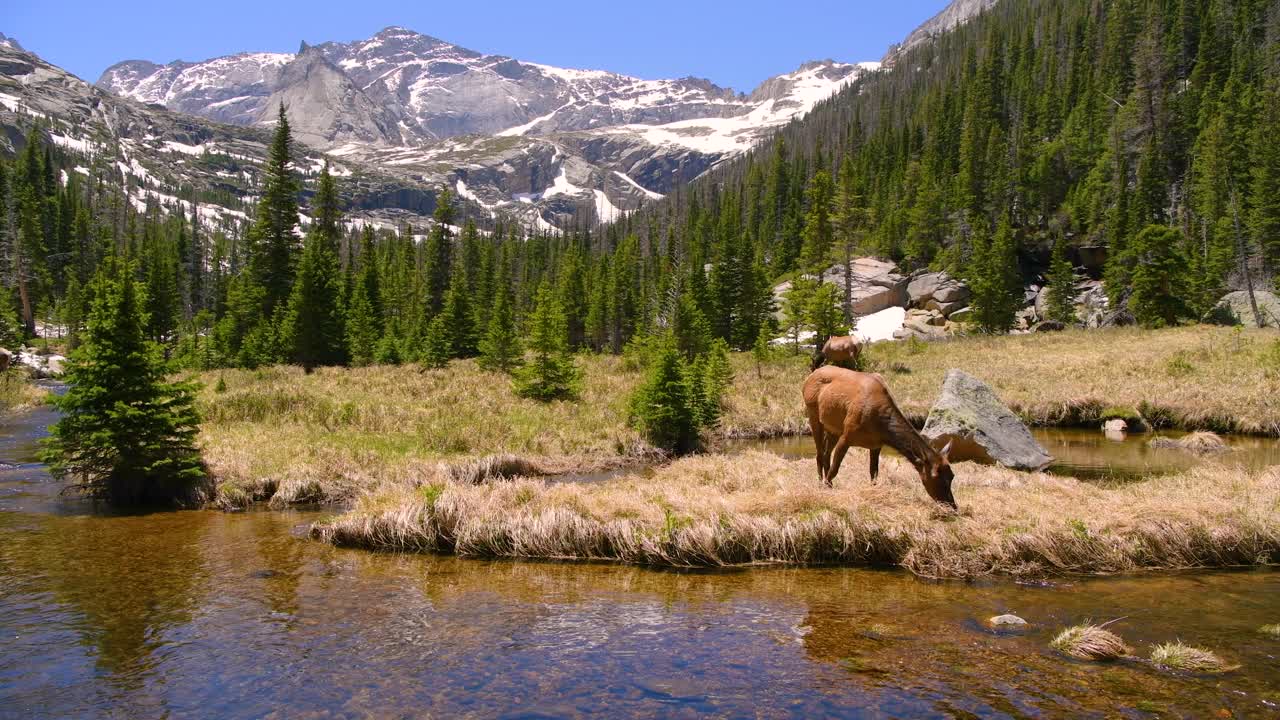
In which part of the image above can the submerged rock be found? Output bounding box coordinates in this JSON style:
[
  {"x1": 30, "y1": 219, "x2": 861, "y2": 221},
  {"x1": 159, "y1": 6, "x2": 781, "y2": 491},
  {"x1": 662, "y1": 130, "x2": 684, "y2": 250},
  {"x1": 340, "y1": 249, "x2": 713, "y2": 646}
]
[{"x1": 922, "y1": 369, "x2": 1053, "y2": 471}]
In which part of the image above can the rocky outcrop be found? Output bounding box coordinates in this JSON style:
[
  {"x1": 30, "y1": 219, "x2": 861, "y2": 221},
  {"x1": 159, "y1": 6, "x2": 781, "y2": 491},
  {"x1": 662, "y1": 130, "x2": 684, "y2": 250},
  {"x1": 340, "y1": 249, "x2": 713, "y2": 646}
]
[
  {"x1": 885, "y1": 0, "x2": 1001, "y2": 61},
  {"x1": 842, "y1": 258, "x2": 909, "y2": 316},
  {"x1": 907, "y1": 271, "x2": 970, "y2": 310},
  {"x1": 922, "y1": 370, "x2": 1053, "y2": 471},
  {"x1": 16, "y1": 348, "x2": 66, "y2": 378},
  {"x1": 1202, "y1": 290, "x2": 1280, "y2": 328}
]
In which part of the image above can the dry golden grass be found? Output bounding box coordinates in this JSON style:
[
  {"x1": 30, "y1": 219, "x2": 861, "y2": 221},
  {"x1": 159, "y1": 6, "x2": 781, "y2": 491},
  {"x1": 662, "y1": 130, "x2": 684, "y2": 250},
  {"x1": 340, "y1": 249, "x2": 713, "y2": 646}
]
[
  {"x1": 0, "y1": 371, "x2": 48, "y2": 414},
  {"x1": 198, "y1": 326, "x2": 1280, "y2": 509},
  {"x1": 309, "y1": 450, "x2": 1280, "y2": 578},
  {"x1": 1050, "y1": 623, "x2": 1131, "y2": 661},
  {"x1": 1149, "y1": 642, "x2": 1237, "y2": 672},
  {"x1": 864, "y1": 326, "x2": 1280, "y2": 434}
]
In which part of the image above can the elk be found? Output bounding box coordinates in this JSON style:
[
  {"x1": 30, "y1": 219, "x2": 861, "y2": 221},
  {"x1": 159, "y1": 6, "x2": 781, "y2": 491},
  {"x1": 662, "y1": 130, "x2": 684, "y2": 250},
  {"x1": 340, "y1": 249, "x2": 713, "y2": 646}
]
[
  {"x1": 802, "y1": 365, "x2": 956, "y2": 507},
  {"x1": 811, "y1": 335, "x2": 862, "y2": 371}
]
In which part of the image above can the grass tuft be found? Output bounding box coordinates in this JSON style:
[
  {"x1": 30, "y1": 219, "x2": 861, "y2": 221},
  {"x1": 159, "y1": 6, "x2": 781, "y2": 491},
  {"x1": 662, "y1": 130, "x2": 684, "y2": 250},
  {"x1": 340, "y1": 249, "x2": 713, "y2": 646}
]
[
  {"x1": 1149, "y1": 431, "x2": 1229, "y2": 455},
  {"x1": 1149, "y1": 641, "x2": 1237, "y2": 672},
  {"x1": 1050, "y1": 623, "x2": 1131, "y2": 661}
]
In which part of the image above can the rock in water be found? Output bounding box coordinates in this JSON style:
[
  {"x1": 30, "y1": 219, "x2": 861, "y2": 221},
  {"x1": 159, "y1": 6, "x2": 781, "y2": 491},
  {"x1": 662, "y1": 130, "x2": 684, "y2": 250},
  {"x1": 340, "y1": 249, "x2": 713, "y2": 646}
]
[
  {"x1": 922, "y1": 369, "x2": 1053, "y2": 471},
  {"x1": 989, "y1": 614, "x2": 1028, "y2": 627},
  {"x1": 1202, "y1": 290, "x2": 1280, "y2": 328}
]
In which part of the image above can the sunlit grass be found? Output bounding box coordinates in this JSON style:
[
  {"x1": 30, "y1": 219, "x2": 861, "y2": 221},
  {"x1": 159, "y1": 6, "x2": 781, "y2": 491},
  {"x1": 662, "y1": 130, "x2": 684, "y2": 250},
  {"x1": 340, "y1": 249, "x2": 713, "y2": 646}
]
[
  {"x1": 1149, "y1": 641, "x2": 1237, "y2": 672},
  {"x1": 196, "y1": 326, "x2": 1280, "y2": 509},
  {"x1": 310, "y1": 451, "x2": 1280, "y2": 578},
  {"x1": 0, "y1": 371, "x2": 48, "y2": 414},
  {"x1": 863, "y1": 326, "x2": 1280, "y2": 433},
  {"x1": 1050, "y1": 622, "x2": 1131, "y2": 661}
]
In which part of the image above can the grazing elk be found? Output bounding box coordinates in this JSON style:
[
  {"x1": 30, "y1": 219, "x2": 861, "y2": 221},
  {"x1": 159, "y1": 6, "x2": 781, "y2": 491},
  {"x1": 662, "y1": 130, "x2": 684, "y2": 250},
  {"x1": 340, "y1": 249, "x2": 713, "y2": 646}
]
[
  {"x1": 802, "y1": 365, "x2": 957, "y2": 507},
  {"x1": 811, "y1": 335, "x2": 862, "y2": 371}
]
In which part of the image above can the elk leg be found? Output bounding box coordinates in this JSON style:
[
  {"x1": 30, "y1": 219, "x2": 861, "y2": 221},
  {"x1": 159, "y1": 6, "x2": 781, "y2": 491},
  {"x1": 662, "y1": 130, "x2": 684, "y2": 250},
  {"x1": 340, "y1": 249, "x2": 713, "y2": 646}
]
[
  {"x1": 825, "y1": 437, "x2": 852, "y2": 488},
  {"x1": 869, "y1": 447, "x2": 881, "y2": 481},
  {"x1": 809, "y1": 416, "x2": 828, "y2": 482}
]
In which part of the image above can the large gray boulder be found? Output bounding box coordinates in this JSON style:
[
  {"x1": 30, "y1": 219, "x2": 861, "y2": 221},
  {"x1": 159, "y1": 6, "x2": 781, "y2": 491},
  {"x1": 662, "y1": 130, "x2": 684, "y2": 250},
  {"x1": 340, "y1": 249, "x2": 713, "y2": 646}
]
[
  {"x1": 922, "y1": 369, "x2": 1053, "y2": 471},
  {"x1": 908, "y1": 271, "x2": 970, "y2": 308},
  {"x1": 1202, "y1": 290, "x2": 1280, "y2": 328}
]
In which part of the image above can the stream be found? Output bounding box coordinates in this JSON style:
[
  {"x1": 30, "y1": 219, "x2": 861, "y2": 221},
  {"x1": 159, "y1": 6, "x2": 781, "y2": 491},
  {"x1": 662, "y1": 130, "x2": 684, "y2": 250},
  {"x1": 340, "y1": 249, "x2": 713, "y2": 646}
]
[{"x1": 2, "y1": 397, "x2": 1279, "y2": 718}]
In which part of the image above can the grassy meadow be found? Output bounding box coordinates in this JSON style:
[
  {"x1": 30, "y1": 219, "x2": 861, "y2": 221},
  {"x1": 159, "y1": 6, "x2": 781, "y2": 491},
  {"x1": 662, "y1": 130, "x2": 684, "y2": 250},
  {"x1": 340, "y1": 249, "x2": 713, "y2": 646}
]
[{"x1": 195, "y1": 325, "x2": 1280, "y2": 524}]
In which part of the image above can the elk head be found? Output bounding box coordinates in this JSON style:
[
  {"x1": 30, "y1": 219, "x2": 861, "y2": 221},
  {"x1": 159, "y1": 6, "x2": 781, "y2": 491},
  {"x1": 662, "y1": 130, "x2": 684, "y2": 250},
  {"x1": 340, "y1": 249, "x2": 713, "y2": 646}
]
[{"x1": 924, "y1": 439, "x2": 957, "y2": 508}]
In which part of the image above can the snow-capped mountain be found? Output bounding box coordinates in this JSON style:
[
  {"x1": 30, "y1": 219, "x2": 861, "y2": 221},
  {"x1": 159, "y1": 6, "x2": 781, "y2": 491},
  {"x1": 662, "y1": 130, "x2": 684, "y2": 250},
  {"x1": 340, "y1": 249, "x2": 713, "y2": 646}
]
[
  {"x1": 100, "y1": 26, "x2": 868, "y2": 148},
  {"x1": 95, "y1": 26, "x2": 877, "y2": 226}
]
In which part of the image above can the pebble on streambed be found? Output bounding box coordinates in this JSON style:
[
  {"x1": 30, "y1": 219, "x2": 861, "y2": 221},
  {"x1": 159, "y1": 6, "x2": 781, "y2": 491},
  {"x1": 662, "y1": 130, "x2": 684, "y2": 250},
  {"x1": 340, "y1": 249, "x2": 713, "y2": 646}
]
[
  {"x1": 1259, "y1": 624, "x2": 1280, "y2": 638},
  {"x1": 1050, "y1": 622, "x2": 1131, "y2": 661}
]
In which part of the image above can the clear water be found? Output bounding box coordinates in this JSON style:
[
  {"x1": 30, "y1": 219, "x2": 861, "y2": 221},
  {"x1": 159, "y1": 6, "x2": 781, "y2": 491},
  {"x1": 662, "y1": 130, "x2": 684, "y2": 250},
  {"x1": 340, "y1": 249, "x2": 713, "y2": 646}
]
[{"x1": 3, "y1": 402, "x2": 1280, "y2": 718}]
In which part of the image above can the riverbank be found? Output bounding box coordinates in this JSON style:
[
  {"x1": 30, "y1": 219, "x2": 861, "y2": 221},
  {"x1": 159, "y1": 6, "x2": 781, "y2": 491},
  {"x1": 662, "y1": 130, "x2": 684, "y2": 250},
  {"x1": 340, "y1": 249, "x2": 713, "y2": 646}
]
[
  {"x1": 197, "y1": 325, "x2": 1280, "y2": 508},
  {"x1": 311, "y1": 451, "x2": 1280, "y2": 579},
  {"x1": 0, "y1": 372, "x2": 48, "y2": 415}
]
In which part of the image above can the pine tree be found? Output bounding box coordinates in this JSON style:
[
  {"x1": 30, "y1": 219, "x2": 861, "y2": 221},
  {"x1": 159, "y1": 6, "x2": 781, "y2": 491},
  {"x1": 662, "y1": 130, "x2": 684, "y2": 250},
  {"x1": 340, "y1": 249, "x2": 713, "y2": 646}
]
[
  {"x1": 781, "y1": 279, "x2": 815, "y2": 353},
  {"x1": 345, "y1": 273, "x2": 380, "y2": 367},
  {"x1": 799, "y1": 170, "x2": 834, "y2": 280},
  {"x1": 629, "y1": 337, "x2": 700, "y2": 454},
  {"x1": 142, "y1": 229, "x2": 181, "y2": 346},
  {"x1": 514, "y1": 281, "x2": 579, "y2": 401},
  {"x1": 807, "y1": 282, "x2": 846, "y2": 343},
  {"x1": 284, "y1": 229, "x2": 346, "y2": 371},
  {"x1": 440, "y1": 261, "x2": 476, "y2": 358},
  {"x1": 422, "y1": 189, "x2": 454, "y2": 317},
  {"x1": 672, "y1": 286, "x2": 713, "y2": 361},
  {"x1": 248, "y1": 104, "x2": 301, "y2": 318},
  {"x1": 41, "y1": 259, "x2": 204, "y2": 505},
  {"x1": 419, "y1": 315, "x2": 452, "y2": 369},
  {"x1": 1251, "y1": 90, "x2": 1280, "y2": 275},
  {"x1": 345, "y1": 227, "x2": 383, "y2": 365},
  {"x1": 478, "y1": 265, "x2": 521, "y2": 372},
  {"x1": 1129, "y1": 224, "x2": 1190, "y2": 327},
  {"x1": 967, "y1": 217, "x2": 1022, "y2": 333},
  {"x1": 1044, "y1": 238, "x2": 1078, "y2": 324},
  {"x1": 688, "y1": 338, "x2": 733, "y2": 429},
  {"x1": 283, "y1": 163, "x2": 346, "y2": 372}
]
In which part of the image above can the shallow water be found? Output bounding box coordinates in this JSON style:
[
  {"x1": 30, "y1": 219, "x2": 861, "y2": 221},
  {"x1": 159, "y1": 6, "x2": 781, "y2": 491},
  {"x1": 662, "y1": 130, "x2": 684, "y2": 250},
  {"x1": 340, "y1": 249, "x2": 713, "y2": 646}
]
[
  {"x1": 3, "y1": 403, "x2": 1280, "y2": 717},
  {"x1": 731, "y1": 427, "x2": 1280, "y2": 482}
]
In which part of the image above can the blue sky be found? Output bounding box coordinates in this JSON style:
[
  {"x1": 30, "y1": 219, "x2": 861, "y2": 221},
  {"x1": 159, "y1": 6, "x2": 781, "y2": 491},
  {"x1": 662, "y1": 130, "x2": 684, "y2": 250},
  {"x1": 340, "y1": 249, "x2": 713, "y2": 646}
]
[{"x1": 6, "y1": 0, "x2": 945, "y2": 91}]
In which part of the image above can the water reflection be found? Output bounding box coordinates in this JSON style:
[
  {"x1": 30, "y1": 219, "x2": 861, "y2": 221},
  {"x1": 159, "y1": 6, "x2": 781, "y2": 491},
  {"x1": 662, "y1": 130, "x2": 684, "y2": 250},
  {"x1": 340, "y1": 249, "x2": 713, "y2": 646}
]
[{"x1": 3, "y1": 402, "x2": 1280, "y2": 717}]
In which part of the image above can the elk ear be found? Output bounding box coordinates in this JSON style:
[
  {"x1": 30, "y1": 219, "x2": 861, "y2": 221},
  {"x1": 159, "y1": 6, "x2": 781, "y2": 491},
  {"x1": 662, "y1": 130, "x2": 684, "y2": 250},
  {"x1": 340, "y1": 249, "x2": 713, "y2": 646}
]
[{"x1": 939, "y1": 439, "x2": 954, "y2": 459}]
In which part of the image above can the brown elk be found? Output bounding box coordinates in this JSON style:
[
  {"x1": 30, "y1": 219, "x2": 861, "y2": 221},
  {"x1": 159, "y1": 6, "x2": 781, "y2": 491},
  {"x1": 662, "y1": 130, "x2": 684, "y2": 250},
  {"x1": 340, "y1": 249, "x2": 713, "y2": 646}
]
[
  {"x1": 802, "y1": 365, "x2": 956, "y2": 507},
  {"x1": 811, "y1": 335, "x2": 862, "y2": 371}
]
